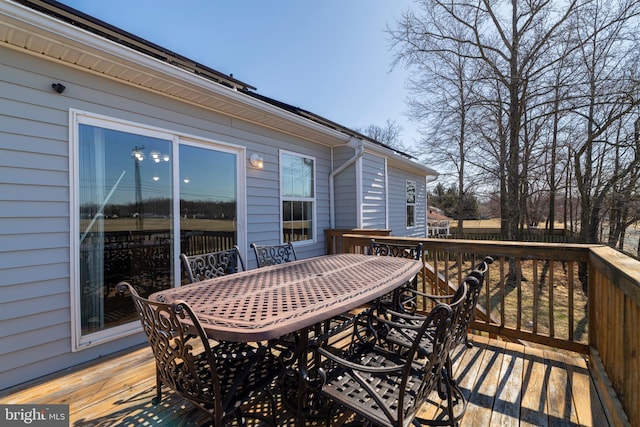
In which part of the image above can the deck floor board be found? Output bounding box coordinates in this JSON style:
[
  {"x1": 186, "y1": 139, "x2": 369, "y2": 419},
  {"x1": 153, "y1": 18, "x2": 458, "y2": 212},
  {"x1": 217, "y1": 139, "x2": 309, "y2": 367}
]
[{"x1": 1, "y1": 336, "x2": 613, "y2": 426}]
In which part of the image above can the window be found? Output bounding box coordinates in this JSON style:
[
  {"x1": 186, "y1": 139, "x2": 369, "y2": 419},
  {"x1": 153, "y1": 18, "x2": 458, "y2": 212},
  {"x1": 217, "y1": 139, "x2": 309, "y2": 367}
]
[
  {"x1": 406, "y1": 180, "x2": 416, "y2": 227},
  {"x1": 280, "y1": 151, "x2": 315, "y2": 243},
  {"x1": 71, "y1": 111, "x2": 241, "y2": 349}
]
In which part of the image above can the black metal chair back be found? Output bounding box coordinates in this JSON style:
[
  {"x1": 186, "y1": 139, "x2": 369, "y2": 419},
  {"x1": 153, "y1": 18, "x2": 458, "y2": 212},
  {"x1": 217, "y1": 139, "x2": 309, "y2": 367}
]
[
  {"x1": 250, "y1": 242, "x2": 297, "y2": 267},
  {"x1": 369, "y1": 239, "x2": 424, "y2": 313},
  {"x1": 369, "y1": 239, "x2": 423, "y2": 260},
  {"x1": 180, "y1": 245, "x2": 245, "y2": 283},
  {"x1": 457, "y1": 256, "x2": 493, "y2": 348},
  {"x1": 118, "y1": 282, "x2": 277, "y2": 426}
]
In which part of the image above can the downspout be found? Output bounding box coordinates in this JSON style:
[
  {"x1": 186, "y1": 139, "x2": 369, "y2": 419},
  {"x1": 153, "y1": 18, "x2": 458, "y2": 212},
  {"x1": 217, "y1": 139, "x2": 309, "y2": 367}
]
[
  {"x1": 425, "y1": 174, "x2": 438, "y2": 237},
  {"x1": 330, "y1": 137, "x2": 365, "y2": 229}
]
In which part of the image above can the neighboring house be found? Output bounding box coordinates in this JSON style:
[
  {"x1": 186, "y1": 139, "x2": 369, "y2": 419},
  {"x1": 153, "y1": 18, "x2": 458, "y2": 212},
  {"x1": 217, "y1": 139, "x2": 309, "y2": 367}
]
[
  {"x1": 0, "y1": 0, "x2": 438, "y2": 391},
  {"x1": 427, "y1": 207, "x2": 451, "y2": 237}
]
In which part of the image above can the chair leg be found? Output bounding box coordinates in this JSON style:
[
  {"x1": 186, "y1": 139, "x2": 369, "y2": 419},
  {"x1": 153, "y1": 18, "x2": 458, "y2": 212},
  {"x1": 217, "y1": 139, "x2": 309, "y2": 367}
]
[
  {"x1": 151, "y1": 367, "x2": 162, "y2": 405},
  {"x1": 415, "y1": 364, "x2": 467, "y2": 427},
  {"x1": 441, "y1": 365, "x2": 467, "y2": 427}
]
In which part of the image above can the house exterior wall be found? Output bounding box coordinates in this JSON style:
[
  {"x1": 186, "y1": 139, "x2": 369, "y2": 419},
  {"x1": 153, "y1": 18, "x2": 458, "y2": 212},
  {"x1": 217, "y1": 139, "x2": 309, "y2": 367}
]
[
  {"x1": 0, "y1": 0, "x2": 436, "y2": 391},
  {"x1": 387, "y1": 166, "x2": 427, "y2": 237},
  {"x1": 332, "y1": 145, "x2": 357, "y2": 229},
  {"x1": 361, "y1": 153, "x2": 387, "y2": 229},
  {"x1": 0, "y1": 47, "x2": 332, "y2": 390}
]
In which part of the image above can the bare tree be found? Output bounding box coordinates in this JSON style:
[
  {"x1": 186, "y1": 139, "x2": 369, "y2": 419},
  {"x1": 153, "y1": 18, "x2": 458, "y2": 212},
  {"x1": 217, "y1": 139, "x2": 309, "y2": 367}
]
[
  {"x1": 356, "y1": 119, "x2": 405, "y2": 150},
  {"x1": 568, "y1": 0, "x2": 640, "y2": 253},
  {"x1": 390, "y1": 0, "x2": 580, "y2": 240},
  {"x1": 389, "y1": 2, "x2": 490, "y2": 235}
]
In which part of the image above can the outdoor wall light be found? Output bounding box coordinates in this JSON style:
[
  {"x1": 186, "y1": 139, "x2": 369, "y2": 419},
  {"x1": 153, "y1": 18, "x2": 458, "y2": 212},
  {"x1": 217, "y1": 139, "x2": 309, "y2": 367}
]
[
  {"x1": 51, "y1": 82, "x2": 66, "y2": 94},
  {"x1": 249, "y1": 153, "x2": 264, "y2": 169}
]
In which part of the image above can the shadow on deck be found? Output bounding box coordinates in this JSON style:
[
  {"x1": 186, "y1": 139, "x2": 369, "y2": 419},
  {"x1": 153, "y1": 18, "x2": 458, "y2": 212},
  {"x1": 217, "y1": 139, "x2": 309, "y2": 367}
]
[{"x1": 0, "y1": 334, "x2": 612, "y2": 426}]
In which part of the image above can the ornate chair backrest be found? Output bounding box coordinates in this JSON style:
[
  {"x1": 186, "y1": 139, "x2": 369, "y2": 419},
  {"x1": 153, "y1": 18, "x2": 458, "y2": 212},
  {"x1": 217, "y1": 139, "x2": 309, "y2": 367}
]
[
  {"x1": 369, "y1": 239, "x2": 423, "y2": 313},
  {"x1": 369, "y1": 239, "x2": 423, "y2": 260},
  {"x1": 470, "y1": 256, "x2": 493, "y2": 286},
  {"x1": 452, "y1": 256, "x2": 493, "y2": 348},
  {"x1": 180, "y1": 245, "x2": 245, "y2": 283},
  {"x1": 250, "y1": 242, "x2": 297, "y2": 267},
  {"x1": 118, "y1": 282, "x2": 224, "y2": 423},
  {"x1": 449, "y1": 274, "x2": 481, "y2": 348},
  {"x1": 397, "y1": 302, "x2": 456, "y2": 424}
]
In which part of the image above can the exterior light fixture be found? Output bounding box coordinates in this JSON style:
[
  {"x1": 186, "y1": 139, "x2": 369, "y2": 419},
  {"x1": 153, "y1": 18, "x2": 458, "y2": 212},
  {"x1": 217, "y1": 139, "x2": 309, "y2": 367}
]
[
  {"x1": 51, "y1": 82, "x2": 66, "y2": 93},
  {"x1": 249, "y1": 153, "x2": 264, "y2": 169}
]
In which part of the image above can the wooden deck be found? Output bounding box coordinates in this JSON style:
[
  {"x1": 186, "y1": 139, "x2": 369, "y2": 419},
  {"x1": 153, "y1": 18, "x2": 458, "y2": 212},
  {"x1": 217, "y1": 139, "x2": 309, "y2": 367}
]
[{"x1": 0, "y1": 335, "x2": 612, "y2": 426}]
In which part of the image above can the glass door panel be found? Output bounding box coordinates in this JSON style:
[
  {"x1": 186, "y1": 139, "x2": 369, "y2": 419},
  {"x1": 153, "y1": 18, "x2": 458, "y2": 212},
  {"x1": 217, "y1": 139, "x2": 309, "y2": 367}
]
[
  {"x1": 179, "y1": 145, "x2": 237, "y2": 274},
  {"x1": 78, "y1": 125, "x2": 173, "y2": 335}
]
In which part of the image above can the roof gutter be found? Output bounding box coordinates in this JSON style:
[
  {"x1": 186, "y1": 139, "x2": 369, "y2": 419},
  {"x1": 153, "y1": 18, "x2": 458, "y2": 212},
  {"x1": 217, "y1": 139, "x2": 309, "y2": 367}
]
[{"x1": 330, "y1": 137, "x2": 365, "y2": 229}]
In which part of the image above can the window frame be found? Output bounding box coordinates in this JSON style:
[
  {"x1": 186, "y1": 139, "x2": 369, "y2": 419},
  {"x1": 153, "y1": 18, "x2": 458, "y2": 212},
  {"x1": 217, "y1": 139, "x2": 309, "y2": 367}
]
[
  {"x1": 279, "y1": 150, "x2": 316, "y2": 245},
  {"x1": 406, "y1": 179, "x2": 416, "y2": 228}
]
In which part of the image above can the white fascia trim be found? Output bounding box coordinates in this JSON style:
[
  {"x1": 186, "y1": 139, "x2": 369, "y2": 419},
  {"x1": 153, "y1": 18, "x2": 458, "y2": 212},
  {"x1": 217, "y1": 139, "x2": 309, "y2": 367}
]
[{"x1": 362, "y1": 141, "x2": 438, "y2": 177}]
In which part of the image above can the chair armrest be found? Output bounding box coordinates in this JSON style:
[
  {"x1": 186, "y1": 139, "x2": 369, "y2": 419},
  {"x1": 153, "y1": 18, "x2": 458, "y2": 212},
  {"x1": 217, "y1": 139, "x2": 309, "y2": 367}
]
[
  {"x1": 314, "y1": 346, "x2": 403, "y2": 374},
  {"x1": 410, "y1": 288, "x2": 455, "y2": 301}
]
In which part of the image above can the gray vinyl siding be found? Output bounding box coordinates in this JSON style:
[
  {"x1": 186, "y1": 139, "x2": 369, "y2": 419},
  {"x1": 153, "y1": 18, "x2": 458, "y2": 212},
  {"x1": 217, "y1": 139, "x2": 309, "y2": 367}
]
[
  {"x1": 0, "y1": 46, "x2": 331, "y2": 390},
  {"x1": 243, "y1": 124, "x2": 332, "y2": 262},
  {"x1": 332, "y1": 145, "x2": 357, "y2": 229},
  {"x1": 361, "y1": 153, "x2": 387, "y2": 229},
  {"x1": 387, "y1": 167, "x2": 427, "y2": 237}
]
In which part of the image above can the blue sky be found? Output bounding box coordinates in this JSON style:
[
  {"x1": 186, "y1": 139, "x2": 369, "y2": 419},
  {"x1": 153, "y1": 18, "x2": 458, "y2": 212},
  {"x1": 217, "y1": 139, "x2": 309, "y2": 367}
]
[{"x1": 58, "y1": 0, "x2": 421, "y2": 149}]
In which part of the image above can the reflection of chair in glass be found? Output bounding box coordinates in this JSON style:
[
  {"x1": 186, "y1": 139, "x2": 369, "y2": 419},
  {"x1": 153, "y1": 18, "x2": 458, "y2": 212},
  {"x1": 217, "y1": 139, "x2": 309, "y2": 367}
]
[
  {"x1": 118, "y1": 282, "x2": 278, "y2": 427},
  {"x1": 250, "y1": 242, "x2": 297, "y2": 267},
  {"x1": 180, "y1": 246, "x2": 245, "y2": 283},
  {"x1": 311, "y1": 302, "x2": 458, "y2": 427}
]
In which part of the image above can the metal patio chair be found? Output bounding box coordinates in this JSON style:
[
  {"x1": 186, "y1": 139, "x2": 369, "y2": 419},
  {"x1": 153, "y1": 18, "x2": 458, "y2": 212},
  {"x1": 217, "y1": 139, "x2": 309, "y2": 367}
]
[
  {"x1": 180, "y1": 245, "x2": 246, "y2": 283},
  {"x1": 310, "y1": 302, "x2": 458, "y2": 427},
  {"x1": 118, "y1": 282, "x2": 278, "y2": 427},
  {"x1": 377, "y1": 256, "x2": 495, "y2": 425},
  {"x1": 250, "y1": 242, "x2": 297, "y2": 267}
]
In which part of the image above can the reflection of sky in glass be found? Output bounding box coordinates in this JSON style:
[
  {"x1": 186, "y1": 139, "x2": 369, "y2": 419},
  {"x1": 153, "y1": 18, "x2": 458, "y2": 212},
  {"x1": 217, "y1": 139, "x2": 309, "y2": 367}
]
[
  {"x1": 79, "y1": 125, "x2": 172, "y2": 207},
  {"x1": 179, "y1": 145, "x2": 236, "y2": 202},
  {"x1": 79, "y1": 125, "x2": 237, "y2": 208},
  {"x1": 281, "y1": 153, "x2": 313, "y2": 197}
]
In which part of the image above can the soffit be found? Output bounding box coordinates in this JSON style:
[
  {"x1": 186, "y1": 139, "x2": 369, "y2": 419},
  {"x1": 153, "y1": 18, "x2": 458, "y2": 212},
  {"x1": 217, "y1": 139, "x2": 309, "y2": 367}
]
[{"x1": 0, "y1": 0, "x2": 351, "y2": 146}]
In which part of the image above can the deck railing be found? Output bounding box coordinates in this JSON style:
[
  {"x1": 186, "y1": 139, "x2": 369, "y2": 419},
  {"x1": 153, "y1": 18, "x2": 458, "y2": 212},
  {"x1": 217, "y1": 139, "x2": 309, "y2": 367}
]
[{"x1": 333, "y1": 232, "x2": 640, "y2": 427}]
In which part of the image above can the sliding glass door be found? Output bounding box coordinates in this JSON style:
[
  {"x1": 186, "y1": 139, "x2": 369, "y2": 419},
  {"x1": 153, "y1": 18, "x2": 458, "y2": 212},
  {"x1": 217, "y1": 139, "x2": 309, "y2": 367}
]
[{"x1": 73, "y1": 113, "x2": 240, "y2": 348}]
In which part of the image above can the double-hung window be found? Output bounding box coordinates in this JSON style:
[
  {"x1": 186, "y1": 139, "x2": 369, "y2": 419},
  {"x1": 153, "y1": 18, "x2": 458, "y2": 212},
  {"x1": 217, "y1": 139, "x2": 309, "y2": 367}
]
[
  {"x1": 280, "y1": 151, "x2": 315, "y2": 243},
  {"x1": 406, "y1": 180, "x2": 416, "y2": 227}
]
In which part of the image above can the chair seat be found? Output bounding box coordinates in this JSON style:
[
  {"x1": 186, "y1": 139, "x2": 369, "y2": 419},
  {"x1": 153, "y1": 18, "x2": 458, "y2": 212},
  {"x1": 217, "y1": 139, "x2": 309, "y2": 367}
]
[
  {"x1": 320, "y1": 346, "x2": 425, "y2": 427},
  {"x1": 313, "y1": 304, "x2": 455, "y2": 427}
]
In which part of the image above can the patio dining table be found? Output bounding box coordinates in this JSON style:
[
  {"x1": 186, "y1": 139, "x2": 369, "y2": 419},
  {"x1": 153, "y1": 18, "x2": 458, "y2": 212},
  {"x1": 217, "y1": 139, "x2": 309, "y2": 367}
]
[
  {"x1": 149, "y1": 253, "x2": 422, "y2": 343},
  {"x1": 149, "y1": 253, "x2": 422, "y2": 424}
]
